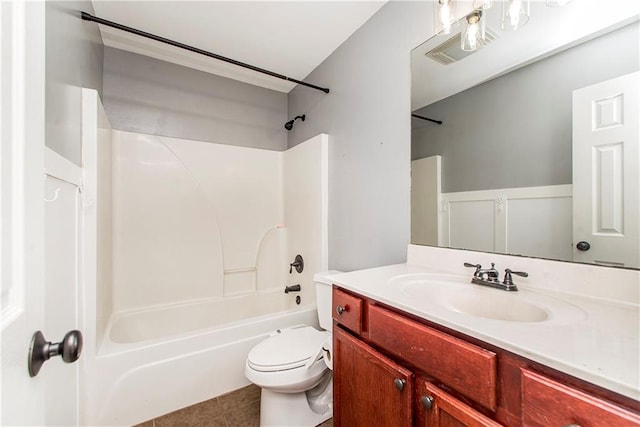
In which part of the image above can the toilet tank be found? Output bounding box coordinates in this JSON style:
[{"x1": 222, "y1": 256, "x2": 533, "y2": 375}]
[{"x1": 314, "y1": 271, "x2": 342, "y2": 331}]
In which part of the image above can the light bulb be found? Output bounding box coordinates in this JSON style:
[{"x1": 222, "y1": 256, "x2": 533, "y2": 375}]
[
  {"x1": 501, "y1": 0, "x2": 530, "y2": 31},
  {"x1": 473, "y1": 0, "x2": 493, "y2": 10},
  {"x1": 466, "y1": 24, "x2": 478, "y2": 50},
  {"x1": 509, "y1": 1, "x2": 520, "y2": 27},
  {"x1": 435, "y1": 0, "x2": 457, "y2": 35},
  {"x1": 440, "y1": 3, "x2": 452, "y2": 33},
  {"x1": 461, "y1": 11, "x2": 485, "y2": 52},
  {"x1": 546, "y1": 0, "x2": 572, "y2": 6}
]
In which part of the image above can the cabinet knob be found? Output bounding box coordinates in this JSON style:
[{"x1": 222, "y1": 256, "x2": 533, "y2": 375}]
[
  {"x1": 421, "y1": 395, "x2": 434, "y2": 410},
  {"x1": 393, "y1": 378, "x2": 406, "y2": 391},
  {"x1": 336, "y1": 305, "x2": 348, "y2": 315}
]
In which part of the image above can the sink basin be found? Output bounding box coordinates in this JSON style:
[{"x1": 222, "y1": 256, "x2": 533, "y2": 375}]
[
  {"x1": 441, "y1": 289, "x2": 548, "y2": 322},
  {"x1": 388, "y1": 274, "x2": 585, "y2": 324}
]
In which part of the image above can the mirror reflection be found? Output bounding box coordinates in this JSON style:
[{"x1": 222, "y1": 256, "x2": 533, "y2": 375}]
[{"x1": 411, "y1": 2, "x2": 639, "y2": 268}]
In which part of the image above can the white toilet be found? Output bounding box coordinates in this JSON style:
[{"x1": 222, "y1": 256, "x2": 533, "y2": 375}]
[{"x1": 245, "y1": 271, "x2": 339, "y2": 427}]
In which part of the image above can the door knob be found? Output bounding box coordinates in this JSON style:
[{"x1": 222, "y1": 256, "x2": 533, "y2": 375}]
[
  {"x1": 28, "y1": 330, "x2": 83, "y2": 377},
  {"x1": 576, "y1": 241, "x2": 591, "y2": 251}
]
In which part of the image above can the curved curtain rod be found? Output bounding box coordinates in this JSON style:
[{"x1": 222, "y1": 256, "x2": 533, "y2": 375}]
[{"x1": 80, "y1": 12, "x2": 330, "y2": 94}]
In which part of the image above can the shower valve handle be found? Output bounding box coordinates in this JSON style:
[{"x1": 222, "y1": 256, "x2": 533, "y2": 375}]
[{"x1": 289, "y1": 255, "x2": 304, "y2": 274}]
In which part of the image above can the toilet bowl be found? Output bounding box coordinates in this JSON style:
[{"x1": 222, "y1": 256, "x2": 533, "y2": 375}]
[{"x1": 245, "y1": 271, "x2": 340, "y2": 427}]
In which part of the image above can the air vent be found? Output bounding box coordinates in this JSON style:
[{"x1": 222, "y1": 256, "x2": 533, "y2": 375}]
[{"x1": 426, "y1": 29, "x2": 498, "y2": 65}]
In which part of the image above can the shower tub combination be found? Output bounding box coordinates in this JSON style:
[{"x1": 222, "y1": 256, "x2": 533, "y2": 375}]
[
  {"x1": 86, "y1": 296, "x2": 318, "y2": 426},
  {"x1": 80, "y1": 89, "x2": 329, "y2": 426}
]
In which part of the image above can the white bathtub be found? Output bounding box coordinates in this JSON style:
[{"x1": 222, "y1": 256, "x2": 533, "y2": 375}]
[
  {"x1": 109, "y1": 289, "x2": 296, "y2": 344},
  {"x1": 82, "y1": 291, "x2": 318, "y2": 427}
]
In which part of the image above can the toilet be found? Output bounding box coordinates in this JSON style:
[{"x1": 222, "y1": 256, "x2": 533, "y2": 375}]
[{"x1": 245, "y1": 271, "x2": 340, "y2": 427}]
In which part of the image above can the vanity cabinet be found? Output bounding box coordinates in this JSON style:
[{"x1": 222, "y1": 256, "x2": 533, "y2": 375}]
[
  {"x1": 332, "y1": 286, "x2": 640, "y2": 427},
  {"x1": 333, "y1": 327, "x2": 413, "y2": 427}
]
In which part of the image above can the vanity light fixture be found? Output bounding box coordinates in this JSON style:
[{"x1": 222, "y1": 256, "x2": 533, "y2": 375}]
[
  {"x1": 545, "y1": 0, "x2": 573, "y2": 7},
  {"x1": 501, "y1": 0, "x2": 530, "y2": 31},
  {"x1": 461, "y1": 10, "x2": 486, "y2": 52},
  {"x1": 473, "y1": 0, "x2": 493, "y2": 10},
  {"x1": 434, "y1": 0, "x2": 457, "y2": 35}
]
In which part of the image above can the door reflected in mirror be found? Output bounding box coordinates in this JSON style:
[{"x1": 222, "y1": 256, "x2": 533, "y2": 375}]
[{"x1": 410, "y1": 1, "x2": 639, "y2": 269}]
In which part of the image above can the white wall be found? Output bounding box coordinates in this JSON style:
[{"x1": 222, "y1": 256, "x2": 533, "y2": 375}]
[
  {"x1": 96, "y1": 98, "x2": 113, "y2": 342},
  {"x1": 283, "y1": 134, "x2": 329, "y2": 306},
  {"x1": 111, "y1": 131, "x2": 284, "y2": 312},
  {"x1": 80, "y1": 88, "x2": 113, "y2": 424},
  {"x1": 109, "y1": 131, "x2": 329, "y2": 314},
  {"x1": 81, "y1": 89, "x2": 113, "y2": 347}
]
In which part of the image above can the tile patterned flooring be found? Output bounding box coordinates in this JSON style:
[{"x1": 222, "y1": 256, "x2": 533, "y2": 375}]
[{"x1": 134, "y1": 384, "x2": 333, "y2": 427}]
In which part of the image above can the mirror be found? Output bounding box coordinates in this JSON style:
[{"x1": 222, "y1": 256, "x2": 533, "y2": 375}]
[{"x1": 411, "y1": 1, "x2": 639, "y2": 269}]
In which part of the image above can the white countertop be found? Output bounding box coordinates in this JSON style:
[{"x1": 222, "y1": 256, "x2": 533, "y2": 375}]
[{"x1": 329, "y1": 262, "x2": 640, "y2": 401}]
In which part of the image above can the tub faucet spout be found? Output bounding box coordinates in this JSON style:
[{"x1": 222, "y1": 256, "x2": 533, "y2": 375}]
[{"x1": 284, "y1": 284, "x2": 301, "y2": 293}]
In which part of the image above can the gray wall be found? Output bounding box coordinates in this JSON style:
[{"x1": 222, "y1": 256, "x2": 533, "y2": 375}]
[
  {"x1": 287, "y1": 2, "x2": 435, "y2": 271},
  {"x1": 46, "y1": 1, "x2": 104, "y2": 165},
  {"x1": 103, "y1": 47, "x2": 288, "y2": 151},
  {"x1": 412, "y1": 22, "x2": 639, "y2": 193}
]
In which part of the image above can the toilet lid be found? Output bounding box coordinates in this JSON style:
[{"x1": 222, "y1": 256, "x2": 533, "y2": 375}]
[{"x1": 247, "y1": 326, "x2": 326, "y2": 372}]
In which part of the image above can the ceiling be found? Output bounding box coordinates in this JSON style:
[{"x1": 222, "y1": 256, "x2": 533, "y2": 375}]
[
  {"x1": 411, "y1": 0, "x2": 640, "y2": 110},
  {"x1": 92, "y1": 1, "x2": 386, "y2": 93}
]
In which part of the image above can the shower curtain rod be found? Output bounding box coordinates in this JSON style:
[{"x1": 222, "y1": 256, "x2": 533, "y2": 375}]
[
  {"x1": 80, "y1": 12, "x2": 331, "y2": 94},
  {"x1": 412, "y1": 114, "x2": 443, "y2": 125}
]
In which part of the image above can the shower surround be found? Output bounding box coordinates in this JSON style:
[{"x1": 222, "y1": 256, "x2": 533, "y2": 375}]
[{"x1": 80, "y1": 89, "x2": 328, "y2": 425}]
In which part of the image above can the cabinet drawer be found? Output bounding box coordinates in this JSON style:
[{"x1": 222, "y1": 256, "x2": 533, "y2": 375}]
[
  {"x1": 522, "y1": 369, "x2": 640, "y2": 427},
  {"x1": 332, "y1": 288, "x2": 363, "y2": 334},
  {"x1": 368, "y1": 304, "x2": 497, "y2": 411}
]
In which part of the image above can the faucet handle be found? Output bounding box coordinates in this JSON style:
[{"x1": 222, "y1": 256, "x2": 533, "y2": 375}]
[
  {"x1": 503, "y1": 268, "x2": 528, "y2": 286},
  {"x1": 506, "y1": 268, "x2": 528, "y2": 277},
  {"x1": 464, "y1": 263, "x2": 482, "y2": 277}
]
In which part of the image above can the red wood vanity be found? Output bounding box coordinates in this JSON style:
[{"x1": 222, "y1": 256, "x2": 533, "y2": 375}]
[{"x1": 332, "y1": 286, "x2": 640, "y2": 427}]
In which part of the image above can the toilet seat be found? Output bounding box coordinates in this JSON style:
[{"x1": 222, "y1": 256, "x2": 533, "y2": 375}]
[{"x1": 247, "y1": 326, "x2": 328, "y2": 372}]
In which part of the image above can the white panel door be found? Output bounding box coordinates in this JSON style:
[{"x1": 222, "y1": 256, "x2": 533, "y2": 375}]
[
  {"x1": 1, "y1": 1, "x2": 46, "y2": 424},
  {"x1": 1, "y1": 1, "x2": 80, "y2": 425},
  {"x1": 572, "y1": 71, "x2": 640, "y2": 267},
  {"x1": 411, "y1": 156, "x2": 441, "y2": 246}
]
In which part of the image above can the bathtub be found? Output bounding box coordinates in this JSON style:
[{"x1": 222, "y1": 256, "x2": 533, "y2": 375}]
[{"x1": 82, "y1": 291, "x2": 318, "y2": 427}]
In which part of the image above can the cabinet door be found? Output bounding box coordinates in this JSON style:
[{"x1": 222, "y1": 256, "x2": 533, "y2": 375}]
[
  {"x1": 522, "y1": 369, "x2": 640, "y2": 427},
  {"x1": 416, "y1": 379, "x2": 502, "y2": 427},
  {"x1": 334, "y1": 327, "x2": 413, "y2": 427}
]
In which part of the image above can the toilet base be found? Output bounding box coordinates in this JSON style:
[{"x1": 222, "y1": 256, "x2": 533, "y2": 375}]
[{"x1": 259, "y1": 376, "x2": 333, "y2": 427}]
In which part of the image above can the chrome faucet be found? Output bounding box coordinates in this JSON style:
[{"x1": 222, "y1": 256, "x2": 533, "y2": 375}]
[{"x1": 464, "y1": 263, "x2": 527, "y2": 292}]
